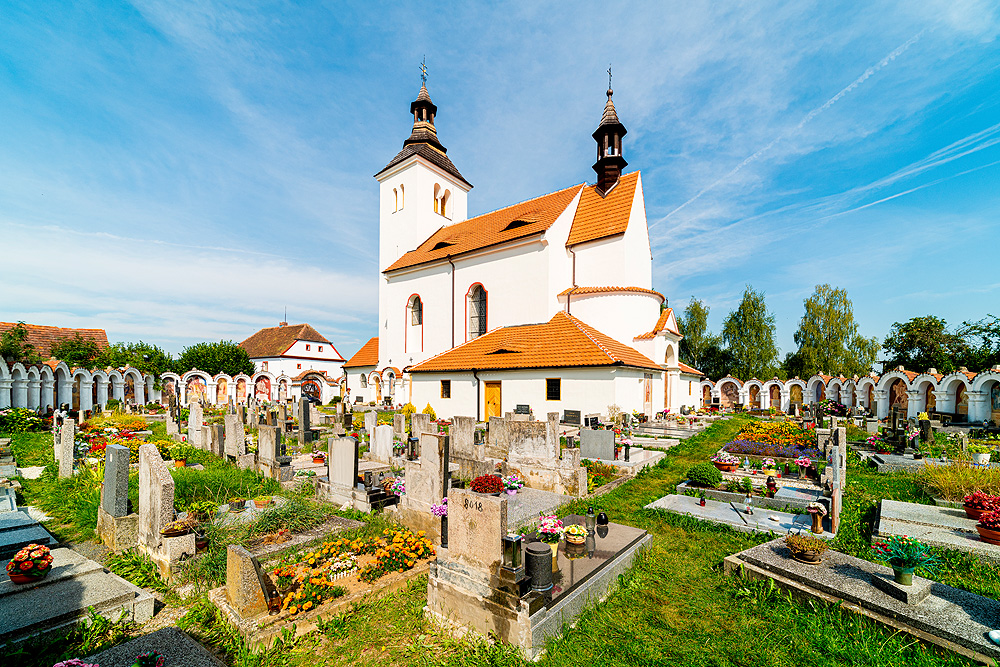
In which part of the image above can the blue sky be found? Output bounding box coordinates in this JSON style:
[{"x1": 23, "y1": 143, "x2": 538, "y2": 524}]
[{"x1": 1, "y1": 1, "x2": 998, "y2": 363}]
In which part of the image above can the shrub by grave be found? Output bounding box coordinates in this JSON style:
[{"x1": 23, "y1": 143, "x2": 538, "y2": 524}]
[
  {"x1": 686, "y1": 462, "x2": 722, "y2": 488},
  {"x1": 470, "y1": 474, "x2": 503, "y2": 494}
]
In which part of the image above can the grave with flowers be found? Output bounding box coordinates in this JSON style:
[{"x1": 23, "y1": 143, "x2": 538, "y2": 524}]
[
  {"x1": 209, "y1": 524, "x2": 434, "y2": 642},
  {"x1": 724, "y1": 532, "x2": 1000, "y2": 664},
  {"x1": 425, "y1": 486, "x2": 650, "y2": 659}
]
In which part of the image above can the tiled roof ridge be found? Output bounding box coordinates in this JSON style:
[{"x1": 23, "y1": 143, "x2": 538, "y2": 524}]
[
  {"x1": 557, "y1": 285, "x2": 664, "y2": 300},
  {"x1": 344, "y1": 337, "x2": 379, "y2": 368},
  {"x1": 459, "y1": 183, "x2": 584, "y2": 226},
  {"x1": 560, "y1": 312, "x2": 617, "y2": 365}
]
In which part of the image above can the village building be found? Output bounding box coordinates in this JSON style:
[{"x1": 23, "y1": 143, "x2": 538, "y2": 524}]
[
  {"x1": 360, "y1": 79, "x2": 702, "y2": 418},
  {"x1": 237, "y1": 322, "x2": 345, "y2": 403}
]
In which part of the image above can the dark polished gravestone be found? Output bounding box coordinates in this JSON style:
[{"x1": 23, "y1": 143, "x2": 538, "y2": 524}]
[{"x1": 562, "y1": 410, "x2": 581, "y2": 426}]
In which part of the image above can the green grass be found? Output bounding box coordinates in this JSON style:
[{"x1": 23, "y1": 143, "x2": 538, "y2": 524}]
[
  {"x1": 6, "y1": 417, "x2": 997, "y2": 666},
  {"x1": 0, "y1": 608, "x2": 136, "y2": 667}
]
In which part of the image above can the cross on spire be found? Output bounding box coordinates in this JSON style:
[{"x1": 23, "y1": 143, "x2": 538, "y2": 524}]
[
  {"x1": 608, "y1": 64, "x2": 612, "y2": 91},
  {"x1": 420, "y1": 56, "x2": 427, "y2": 84}
]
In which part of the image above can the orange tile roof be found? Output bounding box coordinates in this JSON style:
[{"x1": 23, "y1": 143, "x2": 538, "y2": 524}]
[
  {"x1": 678, "y1": 362, "x2": 703, "y2": 376},
  {"x1": 566, "y1": 171, "x2": 639, "y2": 246},
  {"x1": 634, "y1": 308, "x2": 681, "y2": 340},
  {"x1": 558, "y1": 285, "x2": 664, "y2": 302},
  {"x1": 407, "y1": 312, "x2": 660, "y2": 373},
  {"x1": 0, "y1": 322, "x2": 108, "y2": 359},
  {"x1": 344, "y1": 337, "x2": 379, "y2": 368},
  {"x1": 239, "y1": 323, "x2": 341, "y2": 360},
  {"x1": 384, "y1": 184, "x2": 583, "y2": 272}
]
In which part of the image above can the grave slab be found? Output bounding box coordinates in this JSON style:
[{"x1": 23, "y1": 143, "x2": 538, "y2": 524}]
[
  {"x1": 0, "y1": 547, "x2": 154, "y2": 644},
  {"x1": 87, "y1": 627, "x2": 225, "y2": 667},
  {"x1": 646, "y1": 494, "x2": 832, "y2": 537},
  {"x1": 876, "y1": 499, "x2": 1000, "y2": 564},
  {"x1": 725, "y1": 538, "x2": 1000, "y2": 663}
]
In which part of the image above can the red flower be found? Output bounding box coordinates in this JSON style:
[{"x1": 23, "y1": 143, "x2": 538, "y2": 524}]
[{"x1": 19, "y1": 561, "x2": 33, "y2": 571}]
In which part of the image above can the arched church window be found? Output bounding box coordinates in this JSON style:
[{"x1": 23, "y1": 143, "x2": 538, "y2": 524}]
[
  {"x1": 360, "y1": 374, "x2": 367, "y2": 388},
  {"x1": 433, "y1": 183, "x2": 441, "y2": 214},
  {"x1": 441, "y1": 189, "x2": 451, "y2": 219},
  {"x1": 409, "y1": 295, "x2": 423, "y2": 325},
  {"x1": 468, "y1": 284, "x2": 487, "y2": 340},
  {"x1": 393, "y1": 188, "x2": 398, "y2": 212},
  {"x1": 399, "y1": 184, "x2": 404, "y2": 209}
]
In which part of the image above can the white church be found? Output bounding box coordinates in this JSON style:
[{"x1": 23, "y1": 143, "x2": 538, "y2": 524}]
[{"x1": 343, "y1": 79, "x2": 703, "y2": 419}]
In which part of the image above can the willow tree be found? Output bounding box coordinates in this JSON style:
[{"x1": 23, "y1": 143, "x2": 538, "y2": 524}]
[
  {"x1": 722, "y1": 286, "x2": 779, "y2": 381},
  {"x1": 792, "y1": 284, "x2": 879, "y2": 377}
]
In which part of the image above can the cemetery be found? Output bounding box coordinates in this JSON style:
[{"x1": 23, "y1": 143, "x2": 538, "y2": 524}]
[{"x1": 1, "y1": 393, "x2": 999, "y2": 667}]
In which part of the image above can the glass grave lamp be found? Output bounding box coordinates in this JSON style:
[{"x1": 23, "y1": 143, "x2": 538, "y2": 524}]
[{"x1": 502, "y1": 533, "x2": 523, "y2": 572}]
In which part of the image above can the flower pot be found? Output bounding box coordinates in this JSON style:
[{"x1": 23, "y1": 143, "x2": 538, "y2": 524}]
[
  {"x1": 254, "y1": 499, "x2": 272, "y2": 509},
  {"x1": 798, "y1": 465, "x2": 807, "y2": 477},
  {"x1": 549, "y1": 542, "x2": 559, "y2": 571},
  {"x1": 810, "y1": 513, "x2": 823, "y2": 534},
  {"x1": 7, "y1": 567, "x2": 51, "y2": 584},
  {"x1": 506, "y1": 489, "x2": 517, "y2": 496},
  {"x1": 762, "y1": 468, "x2": 778, "y2": 477},
  {"x1": 195, "y1": 536, "x2": 209, "y2": 551},
  {"x1": 312, "y1": 457, "x2": 325, "y2": 465},
  {"x1": 789, "y1": 549, "x2": 823, "y2": 565},
  {"x1": 893, "y1": 566, "x2": 916, "y2": 586},
  {"x1": 712, "y1": 462, "x2": 737, "y2": 472},
  {"x1": 161, "y1": 527, "x2": 190, "y2": 538},
  {"x1": 964, "y1": 504, "x2": 992, "y2": 520},
  {"x1": 174, "y1": 459, "x2": 186, "y2": 468},
  {"x1": 565, "y1": 533, "x2": 586, "y2": 545},
  {"x1": 972, "y1": 453, "x2": 991, "y2": 465},
  {"x1": 977, "y1": 525, "x2": 1000, "y2": 545}
]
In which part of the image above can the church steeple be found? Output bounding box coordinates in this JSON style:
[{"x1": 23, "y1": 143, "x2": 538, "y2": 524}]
[
  {"x1": 403, "y1": 82, "x2": 445, "y2": 153},
  {"x1": 592, "y1": 77, "x2": 627, "y2": 195}
]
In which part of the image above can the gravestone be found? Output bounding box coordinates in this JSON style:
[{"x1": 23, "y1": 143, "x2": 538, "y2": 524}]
[
  {"x1": 487, "y1": 416, "x2": 509, "y2": 459},
  {"x1": 393, "y1": 413, "x2": 405, "y2": 438},
  {"x1": 328, "y1": 436, "x2": 359, "y2": 489},
  {"x1": 278, "y1": 404, "x2": 287, "y2": 422},
  {"x1": 446, "y1": 487, "x2": 507, "y2": 572},
  {"x1": 102, "y1": 444, "x2": 131, "y2": 517},
  {"x1": 258, "y1": 425, "x2": 280, "y2": 463},
  {"x1": 58, "y1": 418, "x2": 75, "y2": 478},
  {"x1": 187, "y1": 402, "x2": 204, "y2": 449},
  {"x1": 342, "y1": 412, "x2": 353, "y2": 431},
  {"x1": 371, "y1": 424, "x2": 393, "y2": 463},
  {"x1": 224, "y1": 414, "x2": 245, "y2": 457},
  {"x1": 364, "y1": 410, "x2": 376, "y2": 443},
  {"x1": 226, "y1": 544, "x2": 269, "y2": 619},
  {"x1": 166, "y1": 414, "x2": 179, "y2": 436},
  {"x1": 450, "y1": 416, "x2": 476, "y2": 459},
  {"x1": 410, "y1": 412, "x2": 432, "y2": 439},
  {"x1": 138, "y1": 443, "x2": 174, "y2": 550},
  {"x1": 210, "y1": 424, "x2": 225, "y2": 458},
  {"x1": 202, "y1": 425, "x2": 215, "y2": 454},
  {"x1": 579, "y1": 428, "x2": 615, "y2": 460},
  {"x1": 514, "y1": 404, "x2": 530, "y2": 415},
  {"x1": 563, "y1": 409, "x2": 581, "y2": 426},
  {"x1": 298, "y1": 399, "x2": 311, "y2": 444}
]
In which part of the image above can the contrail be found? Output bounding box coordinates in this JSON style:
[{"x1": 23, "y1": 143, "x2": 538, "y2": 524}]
[{"x1": 650, "y1": 30, "x2": 925, "y2": 231}]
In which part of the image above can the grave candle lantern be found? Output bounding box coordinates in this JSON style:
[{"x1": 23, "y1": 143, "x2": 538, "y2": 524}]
[{"x1": 502, "y1": 534, "x2": 523, "y2": 570}]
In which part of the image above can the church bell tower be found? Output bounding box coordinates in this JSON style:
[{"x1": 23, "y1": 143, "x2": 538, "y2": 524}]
[{"x1": 592, "y1": 81, "x2": 627, "y2": 195}]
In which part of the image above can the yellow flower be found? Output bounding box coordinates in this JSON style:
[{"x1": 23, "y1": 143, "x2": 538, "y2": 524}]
[
  {"x1": 290, "y1": 606, "x2": 298, "y2": 614},
  {"x1": 303, "y1": 601, "x2": 313, "y2": 610}
]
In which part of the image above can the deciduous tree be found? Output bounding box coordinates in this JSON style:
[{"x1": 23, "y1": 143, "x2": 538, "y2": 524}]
[
  {"x1": 94, "y1": 341, "x2": 174, "y2": 377},
  {"x1": 882, "y1": 316, "x2": 968, "y2": 373},
  {"x1": 791, "y1": 284, "x2": 880, "y2": 377},
  {"x1": 174, "y1": 341, "x2": 254, "y2": 377},
  {"x1": 678, "y1": 298, "x2": 719, "y2": 370},
  {"x1": 50, "y1": 333, "x2": 101, "y2": 367},
  {"x1": 722, "y1": 286, "x2": 779, "y2": 381}
]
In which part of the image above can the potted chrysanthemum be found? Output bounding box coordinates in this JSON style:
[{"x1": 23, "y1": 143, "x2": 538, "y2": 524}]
[
  {"x1": 503, "y1": 473, "x2": 524, "y2": 496},
  {"x1": 5, "y1": 543, "x2": 53, "y2": 584}
]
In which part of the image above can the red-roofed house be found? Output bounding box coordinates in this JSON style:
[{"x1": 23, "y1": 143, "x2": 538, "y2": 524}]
[
  {"x1": 368, "y1": 82, "x2": 699, "y2": 417},
  {"x1": 239, "y1": 322, "x2": 345, "y2": 402}
]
